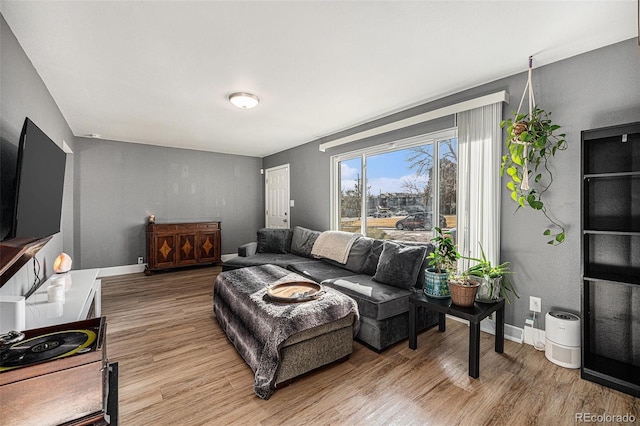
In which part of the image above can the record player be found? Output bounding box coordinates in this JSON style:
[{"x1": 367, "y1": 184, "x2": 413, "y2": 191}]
[{"x1": 0, "y1": 317, "x2": 109, "y2": 425}]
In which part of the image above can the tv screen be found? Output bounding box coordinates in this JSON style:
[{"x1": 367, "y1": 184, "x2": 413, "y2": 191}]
[{"x1": 10, "y1": 118, "x2": 66, "y2": 241}]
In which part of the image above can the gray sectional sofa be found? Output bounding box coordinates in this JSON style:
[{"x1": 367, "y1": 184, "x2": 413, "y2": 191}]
[{"x1": 222, "y1": 226, "x2": 439, "y2": 351}]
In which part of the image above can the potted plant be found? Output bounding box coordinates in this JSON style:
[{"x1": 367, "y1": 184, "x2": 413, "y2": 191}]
[
  {"x1": 448, "y1": 271, "x2": 481, "y2": 307},
  {"x1": 465, "y1": 243, "x2": 519, "y2": 304},
  {"x1": 424, "y1": 227, "x2": 460, "y2": 298},
  {"x1": 500, "y1": 106, "x2": 567, "y2": 245}
]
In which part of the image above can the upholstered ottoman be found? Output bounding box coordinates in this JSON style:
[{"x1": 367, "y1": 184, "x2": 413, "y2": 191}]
[{"x1": 213, "y1": 264, "x2": 359, "y2": 399}]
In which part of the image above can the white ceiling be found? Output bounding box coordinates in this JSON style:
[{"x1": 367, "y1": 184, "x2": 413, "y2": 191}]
[{"x1": 1, "y1": 1, "x2": 637, "y2": 157}]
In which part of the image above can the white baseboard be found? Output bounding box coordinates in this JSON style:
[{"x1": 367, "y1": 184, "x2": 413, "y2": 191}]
[
  {"x1": 96, "y1": 256, "x2": 236, "y2": 278},
  {"x1": 97, "y1": 264, "x2": 146, "y2": 278},
  {"x1": 446, "y1": 315, "x2": 524, "y2": 344},
  {"x1": 524, "y1": 326, "x2": 546, "y2": 348}
]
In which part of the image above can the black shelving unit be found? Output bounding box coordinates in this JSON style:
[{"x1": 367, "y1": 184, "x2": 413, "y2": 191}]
[{"x1": 581, "y1": 122, "x2": 640, "y2": 397}]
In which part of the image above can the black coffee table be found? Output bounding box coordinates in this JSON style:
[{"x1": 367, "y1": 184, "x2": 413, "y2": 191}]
[{"x1": 409, "y1": 293, "x2": 505, "y2": 378}]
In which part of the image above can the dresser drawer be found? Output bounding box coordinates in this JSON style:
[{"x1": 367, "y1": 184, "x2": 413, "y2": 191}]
[{"x1": 197, "y1": 223, "x2": 220, "y2": 230}]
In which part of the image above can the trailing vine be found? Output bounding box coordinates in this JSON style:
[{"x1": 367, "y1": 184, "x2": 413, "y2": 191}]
[{"x1": 500, "y1": 106, "x2": 567, "y2": 245}]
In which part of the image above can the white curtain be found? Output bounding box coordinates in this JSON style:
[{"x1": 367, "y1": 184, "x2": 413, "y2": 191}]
[{"x1": 457, "y1": 103, "x2": 502, "y2": 269}]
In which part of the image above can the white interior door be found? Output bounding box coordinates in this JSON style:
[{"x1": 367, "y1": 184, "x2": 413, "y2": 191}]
[{"x1": 265, "y1": 164, "x2": 290, "y2": 228}]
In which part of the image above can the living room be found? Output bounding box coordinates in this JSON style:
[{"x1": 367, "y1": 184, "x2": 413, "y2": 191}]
[{"x1": 1, "y1": 1, "x2": 639, "y2": 424}]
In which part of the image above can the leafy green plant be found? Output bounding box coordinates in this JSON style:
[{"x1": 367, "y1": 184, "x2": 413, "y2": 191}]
[
  {"x1": 500, "y1": 106, "x2": 567, "y2": 245},
  {"x1": 427, "y1": 227, "x2": 460, "y2": 273},
  {"x1": 448, "y1": 271, "x2": 476, "y2": 286},
  {"x1": 465, "y1": 243, "x2": 519, "y2": 303}
]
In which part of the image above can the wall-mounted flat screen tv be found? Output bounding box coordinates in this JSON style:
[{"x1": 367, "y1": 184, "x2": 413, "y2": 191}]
[{"x1": 9, "y1": 118, "x2": 66, "y2": 241}]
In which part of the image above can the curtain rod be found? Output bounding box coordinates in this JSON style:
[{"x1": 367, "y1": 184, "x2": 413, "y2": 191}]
[{"x1": 318, "y1": 90, "x2": 509, "y2": 152}]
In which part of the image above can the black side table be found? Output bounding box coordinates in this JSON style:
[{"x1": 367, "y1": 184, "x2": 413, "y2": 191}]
[{"x1": 409, "y1": 293, "x2": 505, "y2": 378}]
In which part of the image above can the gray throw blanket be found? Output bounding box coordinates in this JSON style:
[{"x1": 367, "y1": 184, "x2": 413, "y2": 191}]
[{"x1": 213, "y1": 264, "x2": 359, "y2": 399}]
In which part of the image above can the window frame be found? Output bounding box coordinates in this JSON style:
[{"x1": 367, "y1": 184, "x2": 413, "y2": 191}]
[{"x1": 330, "y1": 128, "x2": 458, "y2": 235}]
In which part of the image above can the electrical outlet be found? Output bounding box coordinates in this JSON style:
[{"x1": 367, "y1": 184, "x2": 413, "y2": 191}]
[
  {"x1": 530, "y1": 296, "x2": 542, "y2": 313},
  {"x1": 137, "y1": 257, "x2": 144, "y2": 264}
]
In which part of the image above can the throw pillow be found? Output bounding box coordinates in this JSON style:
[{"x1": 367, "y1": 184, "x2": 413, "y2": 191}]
[
  {"x1": 290, "y1": 226, "x2": 321, "y2": 258},
  {"x1": 395, "y1": 241, "x2": 435, "y2": 290},
  {"x1": 257, "y1": 228, "x2": 293, "y2": 254},
  {"x1": 372, "y1": 241, "x2": 428, "y2": 289},
  {"x1": 361, "y1": 239, "x2": 385, "y2": 276},
  {"x1": 342, "y1": 236, "x2": 373, "y2": 273},
  {"x1": 322, "y1": 236, "x2": 373, "y2": 273}
]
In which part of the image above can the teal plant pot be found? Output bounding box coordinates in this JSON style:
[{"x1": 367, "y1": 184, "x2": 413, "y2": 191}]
[{"x1": 424, "y1": 268, "x2": 450, "y2": 298}]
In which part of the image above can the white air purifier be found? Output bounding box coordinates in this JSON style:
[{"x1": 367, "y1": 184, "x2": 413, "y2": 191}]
[
  {"x1": 545, "y1": 311, "x2": 580, "y2": 369},
  {"x1": 0, "y1": 295, "x2": 26, "y2": 334}
]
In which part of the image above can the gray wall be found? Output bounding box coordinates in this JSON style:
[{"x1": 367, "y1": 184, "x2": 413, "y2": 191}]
[
  {"x1": 74, "y1": 138, "x2": 263, "y2": 268},
  {"x1": 264, "y1": 38, "x2": 640, "y2": 329},
  {"x1": 0, "y1": 14, "x2": 76, "y2": 296}
]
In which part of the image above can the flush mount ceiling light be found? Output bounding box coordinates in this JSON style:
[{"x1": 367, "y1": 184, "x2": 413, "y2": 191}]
[{"x1": 228, "y1": 92, "x2": 260, "y2": 109}]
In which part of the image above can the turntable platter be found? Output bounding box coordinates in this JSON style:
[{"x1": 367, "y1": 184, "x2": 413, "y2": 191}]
[{"x1": 0, "y1": 329, "x2": 97, "y2": 371}]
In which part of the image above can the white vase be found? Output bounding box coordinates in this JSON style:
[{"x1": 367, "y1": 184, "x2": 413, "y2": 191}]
[{"x1": 475, "y1": 276, "x2": 503, "y2": 303}]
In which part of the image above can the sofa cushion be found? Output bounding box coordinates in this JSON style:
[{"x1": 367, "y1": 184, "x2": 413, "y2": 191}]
[
  {"x1": 373, "y1": 241, "x2": 428, "y2": 290},
  {"x1": 361, "y1": 239, "x2": 385, "y2": 276},
  {"x1": 342, "y1": 236, "x2": 373, "y2": 273},
  {"x1": 257, "y1": 228, "x2": 293, "y2": 254},
  {"x1": 397, "y1": 241, "x2": 435, "y2": 290},
  {"x1": 287, "y1": 260, "x2": 355, "y2": 283},
  {"x1": 290, "y1": 226, "x2": 321, "y2": 258},
  {"x1": 362, "y1": 240, "x2": 435, "y2": 289},
  {"x1": 222, "y1": 253, "x2": 308, "y2": 271},
  {"x1": 322, "y1": 236, "x2": 373, "y2": 274},
  {"x1": 321, "y1": 275, "x2": 413, "y2": 321}
]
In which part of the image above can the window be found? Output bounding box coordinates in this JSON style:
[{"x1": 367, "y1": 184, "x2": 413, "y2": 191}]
[
  {"x1": 332, "y1": 129, "x2": 457, "y2": 243},
  {"x1": 331, "y1": 101, "x2": 503, "y2": 271}
]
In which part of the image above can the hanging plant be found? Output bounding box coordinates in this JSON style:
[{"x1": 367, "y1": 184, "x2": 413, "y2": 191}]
[{"x1": 499, "y1": 57, "x2": 567, "y2": 245}]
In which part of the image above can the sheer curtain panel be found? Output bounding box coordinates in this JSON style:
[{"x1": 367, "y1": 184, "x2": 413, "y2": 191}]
[{"x1": 457, "y1": 103, "x2": 502, "y2": 268}]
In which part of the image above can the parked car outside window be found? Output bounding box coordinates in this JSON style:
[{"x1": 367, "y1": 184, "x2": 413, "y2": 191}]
[
  {"x1": 368, "y1": 209, "x2": 391, "y2": 218},
  {"x1": 395, "y1": 213, "x2": 447, "y2": 230},
  {"x1": 373, "y1": 210, "x2": 391, "y2": 218}
]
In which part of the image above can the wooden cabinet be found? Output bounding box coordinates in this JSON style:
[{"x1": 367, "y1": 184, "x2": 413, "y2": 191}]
[
  {"x1": 581, "y1": 122, "x2": 639, "y2": 397},
  {"x1": 146, "y1": 221, "x2": 221, "y2": 274}
]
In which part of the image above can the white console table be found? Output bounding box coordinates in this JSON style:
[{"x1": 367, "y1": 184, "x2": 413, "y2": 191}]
[{"x1": 25, "y1": 269, "x2": 101, "y2": 330}]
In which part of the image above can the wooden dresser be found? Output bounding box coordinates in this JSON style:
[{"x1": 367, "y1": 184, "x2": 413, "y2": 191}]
[{"x1": 145, "y1": 221, "x2": 221, "y2": 274}]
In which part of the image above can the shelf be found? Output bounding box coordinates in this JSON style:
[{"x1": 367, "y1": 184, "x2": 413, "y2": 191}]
[
  {"x1": 584, "y1": 230, "x2": 640, "y2": 236},
  {"x1": 585, "y1": 171, "x2": 640, "y2": 178},
  {"x1": 0, "y1": 236, "x2": 52, "y2": 287},
  {"x1": 25, "y1": 269, "x2": 101, "y2": 330},
  {"x1": 582, "y1": 124, "x2": 639, "y2": 174},
  {"x1": 582, "y1": 358, "x2": 640, "y2": 398},
  {"x1": 583, "y1": 175, "x2": 639, "y2": 232},
  {"x1": 584, "y1": 233, "x2": 640, "y2": 282},
  {"x1": 583, "y1": 282, "x2": 640, "y2": 375},
  {"x1": 581, "y1": 122, "x2": 640, "y2": 398},
  {"x1": 584, "y1": 274, "x2": 640, "y2": 286}
]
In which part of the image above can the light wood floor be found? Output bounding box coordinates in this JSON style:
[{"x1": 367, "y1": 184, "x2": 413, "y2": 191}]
[{"x1": 101, "y1": 267, "x2": 638, "y2": 425}]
